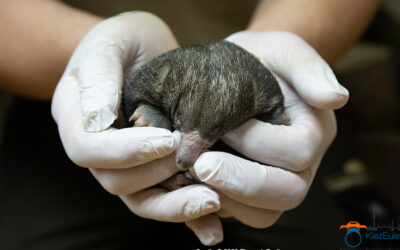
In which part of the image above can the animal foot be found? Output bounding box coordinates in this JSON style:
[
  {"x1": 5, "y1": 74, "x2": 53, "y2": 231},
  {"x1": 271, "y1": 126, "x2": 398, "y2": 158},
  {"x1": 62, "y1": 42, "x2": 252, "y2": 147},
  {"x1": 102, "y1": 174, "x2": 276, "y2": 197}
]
[{"x1": 128, "y1": 104, "x2": 172, "y2": 130}]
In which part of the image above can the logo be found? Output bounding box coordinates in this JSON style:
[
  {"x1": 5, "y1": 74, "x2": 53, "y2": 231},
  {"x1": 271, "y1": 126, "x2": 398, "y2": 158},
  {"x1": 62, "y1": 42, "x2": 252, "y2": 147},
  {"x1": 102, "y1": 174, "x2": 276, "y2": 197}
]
[
  {"x1": 340, "y1": 218, "x2": 400, "y2": 248},
  {"x1": 339, "y1": 221, "x2": 367, "y2": 248}
]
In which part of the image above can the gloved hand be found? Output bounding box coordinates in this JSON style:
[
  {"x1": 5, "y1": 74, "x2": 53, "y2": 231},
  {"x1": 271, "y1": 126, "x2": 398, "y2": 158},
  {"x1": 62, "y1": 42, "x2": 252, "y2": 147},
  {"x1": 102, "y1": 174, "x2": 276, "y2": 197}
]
[
  {"x1": 51, "y1": 12, "x2": 222, "y2": 245},
  {"x1": 186, "y1": 31, "x2": 349, "y2": 232}
]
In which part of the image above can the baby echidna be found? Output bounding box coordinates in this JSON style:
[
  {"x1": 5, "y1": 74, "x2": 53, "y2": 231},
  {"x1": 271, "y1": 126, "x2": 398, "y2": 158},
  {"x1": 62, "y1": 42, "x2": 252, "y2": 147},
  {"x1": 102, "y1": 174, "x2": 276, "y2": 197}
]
[{"x1": 118, "y1": 40, "x2": 288, "y2": 188}]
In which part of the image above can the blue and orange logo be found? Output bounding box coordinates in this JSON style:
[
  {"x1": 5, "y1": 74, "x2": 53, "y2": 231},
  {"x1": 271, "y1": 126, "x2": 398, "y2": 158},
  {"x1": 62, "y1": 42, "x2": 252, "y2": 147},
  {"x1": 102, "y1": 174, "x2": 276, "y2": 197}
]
[{"x1": 339, "y1": 221, "x2": 367, "y2": 248}]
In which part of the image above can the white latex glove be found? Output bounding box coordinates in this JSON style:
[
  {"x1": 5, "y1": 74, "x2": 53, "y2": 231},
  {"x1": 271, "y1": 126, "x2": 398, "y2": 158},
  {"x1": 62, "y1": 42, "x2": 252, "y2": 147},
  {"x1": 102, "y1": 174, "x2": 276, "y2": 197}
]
[
  {"x1": 51, "y1": 12, "x2": 221, "y2": 245},
  {"x1": 188, "y1": 31, "x2": 349, "y2": 229}
]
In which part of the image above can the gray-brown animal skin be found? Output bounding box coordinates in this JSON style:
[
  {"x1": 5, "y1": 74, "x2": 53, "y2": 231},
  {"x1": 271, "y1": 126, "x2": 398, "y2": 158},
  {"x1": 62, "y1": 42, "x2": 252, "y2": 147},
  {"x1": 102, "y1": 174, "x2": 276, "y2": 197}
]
[{"x1": 119, "y1": 40, "x2": 287, "y2": 173}]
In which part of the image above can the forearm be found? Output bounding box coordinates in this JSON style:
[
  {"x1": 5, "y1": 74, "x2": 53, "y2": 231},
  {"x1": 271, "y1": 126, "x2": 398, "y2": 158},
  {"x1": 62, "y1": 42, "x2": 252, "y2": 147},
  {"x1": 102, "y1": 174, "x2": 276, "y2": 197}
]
[
  {"x1": 0, "y1": 0, "x2": 103, "y2": 100},
  {"x1": 248, "y1": 0, "x2": 380, "y2": 64}
]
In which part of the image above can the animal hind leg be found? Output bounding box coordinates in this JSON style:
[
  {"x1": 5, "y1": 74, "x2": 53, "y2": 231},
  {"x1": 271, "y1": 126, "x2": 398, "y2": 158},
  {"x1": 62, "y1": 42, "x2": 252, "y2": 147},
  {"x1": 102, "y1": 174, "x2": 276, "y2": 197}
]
[
  {"x1": 128, "y1": 103, "x2": 172, "y2": 130},
  {"x1": 129, "y1": 104, "x2": 198, "y2": 191}
]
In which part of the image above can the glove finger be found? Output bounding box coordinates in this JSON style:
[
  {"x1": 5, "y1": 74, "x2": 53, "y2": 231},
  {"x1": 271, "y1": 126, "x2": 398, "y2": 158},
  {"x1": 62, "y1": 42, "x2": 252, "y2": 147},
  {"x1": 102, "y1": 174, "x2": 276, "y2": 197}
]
[
  {"x1": 52, "y1": 79, "x2": 176, "y2": 169},
  {"x1": 76, "y1": 48, "x2": 123, "y2": 132},
  {"x1": 194, "y1": 152, "x2": 316, "y2": 211},
  {"x1": 185, "y1": 214, "x2": 223, "y2": 246},
  {"x1": 221, "y1": 79, "x2": 336, "y2": 172},
  {"x1": 90, "y1": 154, "x2": 178, "y2": 195},
  {"x1": 221, "y1": 113, "x2": 335, "y2": 172},
  {"x1": 226, "y1": 31, "x2": 349, "y2": 110},
  {"x1": 120, "y1": 184, "x2": 220, "y2": 222},
  {"x1": 66, "y1": 12, "x2": 178, "y2": 132},
  {"x1": 188, "y1": 168, "x2": 237, "y2": 220},
  {"x1": 219, "y1": 193, "x2": 282, "y2": 229},
  {"x1": 67, "y1": 18, "x2": 128, "y2": 132}
]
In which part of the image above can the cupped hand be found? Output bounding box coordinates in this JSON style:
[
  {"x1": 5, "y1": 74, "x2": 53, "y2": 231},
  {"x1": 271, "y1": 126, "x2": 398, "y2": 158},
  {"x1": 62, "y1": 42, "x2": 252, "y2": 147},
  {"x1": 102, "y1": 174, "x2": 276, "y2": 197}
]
[
  {"x1": 52, "y1": 12, "x2": 222, "y2": 245},
  {"x1": 189, "y1": 31, "x2": 349, "y2": 230}
]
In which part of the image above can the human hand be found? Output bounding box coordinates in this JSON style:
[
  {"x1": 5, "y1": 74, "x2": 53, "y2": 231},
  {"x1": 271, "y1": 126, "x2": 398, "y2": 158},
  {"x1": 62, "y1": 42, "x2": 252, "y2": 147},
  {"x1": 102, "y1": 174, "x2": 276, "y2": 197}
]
[
  {"x1": 188, "y1": 31, "x2": 349, "y2": 230},
  {"x1": 51, "y1": 12, "x2": 221, "y2": 245}
]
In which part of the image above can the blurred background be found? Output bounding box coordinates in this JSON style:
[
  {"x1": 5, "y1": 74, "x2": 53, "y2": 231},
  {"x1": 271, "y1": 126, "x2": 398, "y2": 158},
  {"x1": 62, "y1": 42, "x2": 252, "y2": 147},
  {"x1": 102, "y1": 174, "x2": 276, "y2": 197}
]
[{"x1": 325, "y1": 0, "x2": 400, "y2": 227}]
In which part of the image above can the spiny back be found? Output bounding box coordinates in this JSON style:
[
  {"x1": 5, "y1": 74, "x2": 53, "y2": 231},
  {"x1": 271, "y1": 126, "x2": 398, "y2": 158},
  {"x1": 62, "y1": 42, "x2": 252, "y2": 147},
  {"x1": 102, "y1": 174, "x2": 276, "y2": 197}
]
[{"x1": 123, "y1": 41, "x2": 284, "y2": 140}]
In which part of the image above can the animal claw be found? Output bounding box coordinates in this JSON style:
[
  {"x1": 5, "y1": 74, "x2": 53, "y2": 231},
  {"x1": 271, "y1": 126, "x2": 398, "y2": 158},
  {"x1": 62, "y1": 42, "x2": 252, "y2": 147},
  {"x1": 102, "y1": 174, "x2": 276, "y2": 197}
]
[{"x1": 129, "y1": 106, "x2": 150, "y2": 126}]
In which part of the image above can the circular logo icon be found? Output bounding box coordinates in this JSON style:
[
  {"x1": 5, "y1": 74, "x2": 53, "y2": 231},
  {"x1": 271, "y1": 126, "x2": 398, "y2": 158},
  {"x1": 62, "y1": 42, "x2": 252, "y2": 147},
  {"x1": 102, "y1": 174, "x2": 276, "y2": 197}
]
[{"x1": 345, "y1": 227, "x2": 362, "y2": 248}]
